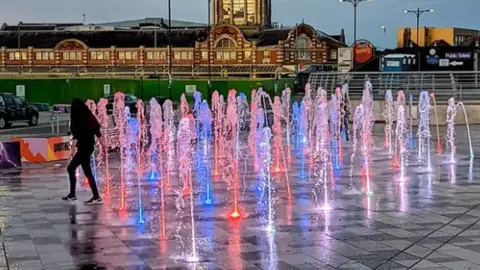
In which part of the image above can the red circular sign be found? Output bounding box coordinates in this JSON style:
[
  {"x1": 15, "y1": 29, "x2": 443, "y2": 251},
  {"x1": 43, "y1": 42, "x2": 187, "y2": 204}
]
[{"x1": 353, "y1": 40, "x2": 374, "y2": 64}]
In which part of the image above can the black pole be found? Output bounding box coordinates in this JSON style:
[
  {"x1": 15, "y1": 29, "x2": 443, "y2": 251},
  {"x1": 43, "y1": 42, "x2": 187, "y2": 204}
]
[
  {"x1": 17, "y1": 22, "x2": 21, "y2": 66},
  {"x1": 353, "y1": 2, "x2": 357, "y2": 66},
  {"x1": 416, "y1": 8, "x2": 420, "y2": 47},
  {"x1": 208, "y1": 0, "x2": 211, "y2": 80},
  {"x1": 168, "y1": 0, "x2": 172, "y2": 99}
]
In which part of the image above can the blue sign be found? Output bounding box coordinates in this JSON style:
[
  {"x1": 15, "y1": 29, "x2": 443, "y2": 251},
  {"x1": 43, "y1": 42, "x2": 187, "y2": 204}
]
[
  {"x1": 426, "y1": 55, "x2": 439, "y2": 65},
  {"x1": 445, "y1": 52, "x2": 472, "y2": 59}
]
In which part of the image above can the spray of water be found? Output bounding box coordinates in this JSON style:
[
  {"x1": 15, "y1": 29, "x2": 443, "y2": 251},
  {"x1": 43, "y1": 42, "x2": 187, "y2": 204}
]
[
  {"x1": 417, "y1": 91, "x2": 432, "y2": 171},
  {"x1": 198, "y1": 100, "x2": 213, "y2": 205},
  {"x1": 456, "y1": 102, "x2": 474, "y2": 159},
  {"x1": 176, "y1": 117, "x2": 198, "y2": 262},
  {"x1": 96, "y1": 98, "x2": 110, "y2": 197},
  {"x1": 226, "y1": 90, "x2": 241, "y2": 218},
  {"x1": 383, "y1": 90, "x2": 394, "y2": 155},
  {"x1": 113, "y1": 92, "x2": 127, "y2": 210},
  {"x1": 446, "y1": 98, "x2": 457, "y2": 163},
  {"x1": 329, "y1": 94, "x2": 340, "y2": 170},
  {"x1": 135, "y1": 100, "x2": 146, "y2": 223},
  {"x1": 256, "y1": 127, "x2": 275, "y2": 233},
  {"x1": 281, "y1": 88, "x2": 292, "y2": 160},
  {"x1": 396, "y1": 105, "x2": 407, "y2": 181},
  {"x1": 312, "y1": 102, "x2": 331, "y2": 211},
  {"x1": 272, "y1": 96, "x2": 283, "y2": 173},
  {"x1": 163, "y1": 100, "x2": 176, "y2": 186},
  {"x1": 348, "y1": 104, "x2": 364, "y2": 193}
]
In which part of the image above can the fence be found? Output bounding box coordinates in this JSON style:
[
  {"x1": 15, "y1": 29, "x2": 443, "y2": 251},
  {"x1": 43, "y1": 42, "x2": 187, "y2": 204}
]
[
  {"x1": 0, "y1": 78, "x2": 295, "y2": 105},
  {"x1": 307, "y1": 71, "x2": 480, "y2": 102},
  {"x1": 0, "y1": 65, "x2": 288, "y2": 78}
]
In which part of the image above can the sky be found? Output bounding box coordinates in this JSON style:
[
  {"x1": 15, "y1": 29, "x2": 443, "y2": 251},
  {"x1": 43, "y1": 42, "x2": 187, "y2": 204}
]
[{"x1": 1, "y1": 0, "x2": 479, "y2": 48}]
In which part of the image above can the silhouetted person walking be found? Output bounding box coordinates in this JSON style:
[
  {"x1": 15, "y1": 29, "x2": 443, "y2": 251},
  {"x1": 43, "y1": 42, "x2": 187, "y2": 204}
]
[{"x1": 63, "y1": 98, "x2": 106, "y2": 204}]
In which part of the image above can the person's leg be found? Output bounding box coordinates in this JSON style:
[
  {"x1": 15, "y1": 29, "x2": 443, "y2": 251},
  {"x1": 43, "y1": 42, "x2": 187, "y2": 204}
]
[
  {"x1": 79, "y1": 150, "x2": 100, "y2": 200},
  {"x1": 344, "y1": 117, "x2": 350, "y2": 141},
  {"x1": 65, "y1": 152, "x2": 81, "y2": 199}
]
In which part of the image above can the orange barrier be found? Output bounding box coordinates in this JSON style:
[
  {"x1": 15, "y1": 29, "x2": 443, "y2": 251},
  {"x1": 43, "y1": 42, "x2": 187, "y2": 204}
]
[{"x1": 12, "y1": 136, "x2": 71, "y2": 163}]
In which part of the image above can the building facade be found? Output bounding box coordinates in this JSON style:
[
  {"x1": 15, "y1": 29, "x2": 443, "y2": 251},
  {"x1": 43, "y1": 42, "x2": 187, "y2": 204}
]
[
  {"x1": 397, "y1": 27, "x2": 480, "y2": 48},
  {"x1": 0, "y1": 2, "x2": 345, "y2": 77}
]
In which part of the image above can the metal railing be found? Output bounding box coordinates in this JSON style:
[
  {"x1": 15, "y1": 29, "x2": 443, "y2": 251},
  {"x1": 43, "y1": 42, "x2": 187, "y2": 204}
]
[
  {"x1": 307, "y1": 71, "x2": 480, "y2": 102},
  {"x1": 0, "y1": 65, "x2": 288, "y2": 78},
  {"x1": 50, "y1": 111, "x2": 61, "y2": 135}
]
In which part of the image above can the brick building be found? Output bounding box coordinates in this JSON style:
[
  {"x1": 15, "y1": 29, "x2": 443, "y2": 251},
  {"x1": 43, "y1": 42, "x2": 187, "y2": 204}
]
[{"x1": 0, "y1": 3, "x2": 345, "y2": 77}]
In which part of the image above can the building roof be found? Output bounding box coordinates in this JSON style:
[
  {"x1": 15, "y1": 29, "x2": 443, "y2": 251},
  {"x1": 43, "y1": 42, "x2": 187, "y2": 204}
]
[
  {"x1": 246, "y1": 28, "x2": 291, "y2": 46},
  {"x1": 0, "y1": 30, "x2": 208, "y2": 49},
  {"x1": 0, "y1": 23, "x2": 345, "y2": 49},
  {"x1": 96, "y1": 18, "x2": 206, "y2": 29},
  {"x1": 1, "y1": 22, "x2": 83, "y2": 31}
]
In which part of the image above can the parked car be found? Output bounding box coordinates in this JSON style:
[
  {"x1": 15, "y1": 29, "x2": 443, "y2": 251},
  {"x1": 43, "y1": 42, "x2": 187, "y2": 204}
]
[
  {"x1": 106, "y1": 94, "x2": 138, "y2": 116},
  {"x1": 0, "y1": 93, "x2": 39, "y2": 129}
]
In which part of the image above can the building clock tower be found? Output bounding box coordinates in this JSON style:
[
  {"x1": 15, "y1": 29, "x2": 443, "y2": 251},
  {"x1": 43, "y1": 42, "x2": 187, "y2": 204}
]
[{"x1": 212, "y1": 0, "x2": 271, "y2": 27}]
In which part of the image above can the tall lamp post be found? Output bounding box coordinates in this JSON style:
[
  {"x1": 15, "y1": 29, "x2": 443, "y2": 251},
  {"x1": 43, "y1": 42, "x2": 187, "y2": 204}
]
[
  {"x1": 339, "y1": 0, "x2": 372, "y2": 44},
  {"x1": 404, "y1": 8, "x2": 434, "y2": 47},
  {"x1": 339, "y1": 0, "x2": 372, "y2": 65},
  {"x1": 207, "y1": 0, "x2": 211, "y2": 96},
  {"x1": 168, "y1": 0, "x2": 172, "y2": 99}
]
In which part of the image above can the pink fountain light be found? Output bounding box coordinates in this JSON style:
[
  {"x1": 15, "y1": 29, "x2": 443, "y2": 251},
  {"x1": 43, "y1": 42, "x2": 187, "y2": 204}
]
[
  {"x1": 96, "y1": 98, "x2": 110, "y2": 197},
  {"x1": 272, "y1": 96, "x2": 283, "y2": 173},
  {"x1": 226, "y1": 89, "x2": 241, "y2": 219},
  {"x1": 180, "y1": 93, "x2": 189, "y2": 118},
  {"x1": 114, "y1": 92, "x2": 127, "y2": 210},
  {"x1": 163, "y1": 100, "x2": 176, "y2": 186},
  {"x1": 176, "y1": 117, "x2": 198, "y2": 262}
]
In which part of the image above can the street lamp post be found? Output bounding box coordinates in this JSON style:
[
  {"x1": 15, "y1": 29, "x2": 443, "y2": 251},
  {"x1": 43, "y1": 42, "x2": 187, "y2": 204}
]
[
  {"x1": 208, "y1": 0, "x2": 211, "y2": 79},
  {"x1": 168, "y1": 0, "x2": 172, "y2": 99},
  {"x1": 381, "y1": 25, "x2": 386, "y2": 34},
  {"x1": 404, "y1": 8, "x2": 434, "y2": 47},
  {"x1": 207, "y1": 0, "x2": 212, "y2": 97},
  {"x1": 339, "y1": 0, "x2": 372, "y2": 45}
]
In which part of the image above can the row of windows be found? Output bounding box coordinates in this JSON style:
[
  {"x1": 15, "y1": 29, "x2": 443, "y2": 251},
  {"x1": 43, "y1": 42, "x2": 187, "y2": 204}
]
[{"x1": 6, "y1": 50, "x2": 276, "y2": 61}]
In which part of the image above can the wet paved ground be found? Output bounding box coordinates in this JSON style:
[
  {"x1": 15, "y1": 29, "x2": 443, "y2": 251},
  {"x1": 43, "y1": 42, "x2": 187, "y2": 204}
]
[{"x1": 1, "y1": 128, "x2": 480, "y2": 270}]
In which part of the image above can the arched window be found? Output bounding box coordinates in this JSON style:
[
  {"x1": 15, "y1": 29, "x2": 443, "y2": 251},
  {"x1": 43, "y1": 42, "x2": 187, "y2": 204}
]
[
  {"x1": 295, "y1": 36, "x2": 310, "y2": 60},
  {"x1": 215, "y1": 37, "x2": 237, "y2": 60}
]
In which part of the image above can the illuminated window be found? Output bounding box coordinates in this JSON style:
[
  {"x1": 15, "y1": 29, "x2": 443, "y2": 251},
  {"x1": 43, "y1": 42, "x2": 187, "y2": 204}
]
[
  {"x1": 8, "y1": 53, "x2": 14, "y2": 60},
  {"x1": 244, "y1": 50, "x2": 251, "y2": 59},
  {"x1": 174, "y1": 51, "x2": 181, "y2": 59},
  {"x1": 329, "y1": 50, "x2": 337, "y2": 60},
  {"x1": 187, "y1": 51, "x2": 193, "y2": 60},
  {"x1": 49, "y1": 52, "x2": 54, "y2": 60},
  {"x1": 69, "y1": 52, "x2": 76, "y2": 60},
  {"x1": 181, "y1": 51, "x2": 187, "y2": 60},
  {"x1": 263, "y1": 50, "x2": 270, "y2": 58},
  {"x1": 104, "y1": 52, "x2": 110, "y2": 60},
  {"x1": 36, "y1": 52, "x2": 42, "y2": 60},
  {"x1": 43, "y1": 52, "x2": 49, "y2": 60},
  {"x1": 202, "y1": 51, "x2": 208, "y2": 59},
  {"x1": 295, "y1": 36, "x2": 310, "y2": 60},
  {"x1": 21, "y1": 52, "x2": 27, "y2": 60},
  {"x1": 146, "y1": 52, "x2": 153, "y2": 60},
  {"x1": 91, "y1": 52, "x2": 97, "y2": 60},
  {"x1": 215, "y1": 37, "x2": 236, "y2": 60},
  {"x1": 125, "y1": 52, "x2": 132, "y2": 60},
  {"x1": 160, "y1": 51, "x2": 166, "y2": 59},
  {"x1": 119, "y1": 52, "x2": 125, "y2": 60},
  {"x1": 63, "y1": 52, "x2": 69, "y2": 60},
  {"x1": 132, "y1": 52, "x2": 138, "y2": 59},
  {"x1": 97, "y1": 52, "x2": 104, "y2": 60}
]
